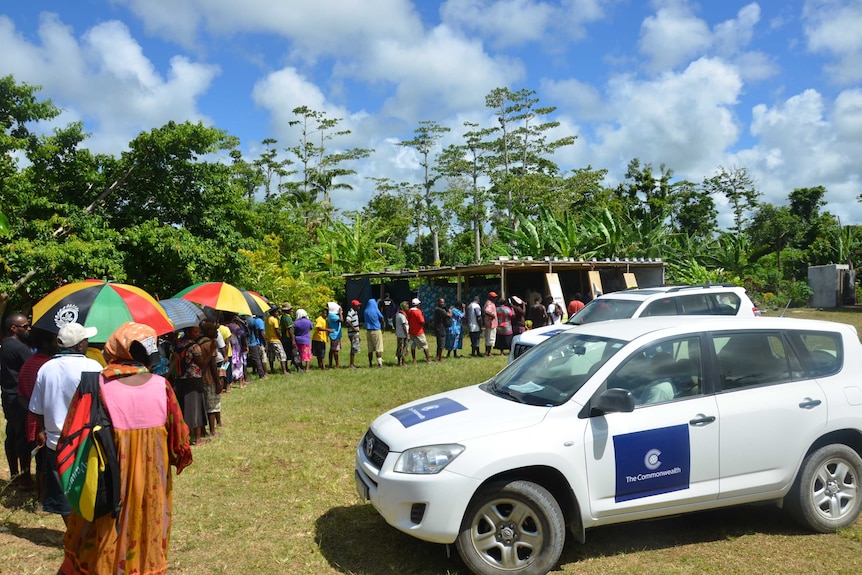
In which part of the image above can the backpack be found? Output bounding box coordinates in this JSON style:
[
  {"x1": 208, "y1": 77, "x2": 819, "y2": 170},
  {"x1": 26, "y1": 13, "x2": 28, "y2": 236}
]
[{"x1": 56, "y1": 371, "x2": 123, "y2": 522}]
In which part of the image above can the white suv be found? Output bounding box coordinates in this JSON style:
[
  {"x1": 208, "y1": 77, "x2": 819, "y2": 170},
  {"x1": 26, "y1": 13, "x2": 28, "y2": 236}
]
[
  {"x1": 511, "y1": 284, "x2": 760, "y2": 362},
  {"x1": 355, "y1": 316, "x2": 862, "y2": 575}
]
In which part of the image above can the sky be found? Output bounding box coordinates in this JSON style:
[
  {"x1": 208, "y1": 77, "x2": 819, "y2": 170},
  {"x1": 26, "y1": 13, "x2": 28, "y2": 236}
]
[{"x1": 2, "y1": 0, "x2": 862, "y2": 229}]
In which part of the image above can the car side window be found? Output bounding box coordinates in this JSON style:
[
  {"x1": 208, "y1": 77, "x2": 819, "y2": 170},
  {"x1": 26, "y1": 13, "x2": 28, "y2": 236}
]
[
  {"x1": 641, "y1": 298, "x2": 678, "y2": 317},
  {"x1": 787, "y1": 331, "x2": 843, "y2": 377},
  {"x1": 708, "y1": 292, "x2": 741, "y2": 315},
  {"x1": 712, "y1": 331, "x2": 796, "y2": 391},
  {"x1": 605, "y1": 336, "x2": 703, "y2": 406}
]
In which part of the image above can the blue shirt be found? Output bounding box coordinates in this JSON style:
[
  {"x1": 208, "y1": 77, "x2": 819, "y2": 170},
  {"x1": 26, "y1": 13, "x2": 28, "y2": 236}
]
[
  {"x1": 364, "y1": 299, "x2": 384, "y2": 331},
  {"x1": 247, "y1": 316, "x2": 264, "y2": 347}
]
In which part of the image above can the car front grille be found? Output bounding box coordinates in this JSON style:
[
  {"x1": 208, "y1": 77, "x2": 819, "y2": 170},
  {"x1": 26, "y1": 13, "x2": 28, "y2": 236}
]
[{"x1": 361, "y1": 428, "x2": 390, "y2": 469}]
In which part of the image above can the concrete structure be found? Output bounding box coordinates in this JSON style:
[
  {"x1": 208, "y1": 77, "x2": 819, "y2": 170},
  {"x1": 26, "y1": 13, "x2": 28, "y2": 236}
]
[{"x1": 808, "y1": 264, "x2": 855, "y2": 308}]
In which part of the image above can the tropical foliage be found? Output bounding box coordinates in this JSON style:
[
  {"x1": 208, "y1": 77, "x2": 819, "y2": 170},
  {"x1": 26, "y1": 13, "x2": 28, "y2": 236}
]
[{"x1": 1, "y1": 75, "x2": 860, "y2": 317}]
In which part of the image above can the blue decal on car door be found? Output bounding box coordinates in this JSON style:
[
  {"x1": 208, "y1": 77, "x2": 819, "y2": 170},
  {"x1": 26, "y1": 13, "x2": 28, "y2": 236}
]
[{"x1": 613, "y1": 424, "x2": 691, "y2": 502}]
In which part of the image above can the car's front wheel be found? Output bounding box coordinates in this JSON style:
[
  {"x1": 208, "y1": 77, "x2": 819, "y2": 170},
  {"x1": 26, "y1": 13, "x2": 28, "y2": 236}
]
[
  {"x1": 456, "y1": 480, "x2": 565, "y2": 575},
  {"x1": 786, "y1": 443, "x2": 862, "y2": 532}
]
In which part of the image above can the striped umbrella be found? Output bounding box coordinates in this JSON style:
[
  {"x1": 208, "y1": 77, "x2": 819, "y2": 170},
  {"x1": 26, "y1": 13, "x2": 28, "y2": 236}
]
[
  {"x1": 158, "y1": 298, "x2": 206, "y2": 330},
  {"x1": 241, "y1": 290, "x2": 271, "y2": 316},
  {"x1": 173, "y1": 282, "x2": 252, "y2": 316},
  {"x1": 32, "y1": 280, "x2": 174, "y2": 343}
]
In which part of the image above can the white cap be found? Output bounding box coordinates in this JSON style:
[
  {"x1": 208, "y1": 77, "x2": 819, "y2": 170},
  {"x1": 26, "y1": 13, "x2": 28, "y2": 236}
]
[
  {"x1": 411, "y1": 298, "x2": 421, "y2": 305},
  {"x1": 57, "y1": 322, "x2": 98, "y2": 348}
]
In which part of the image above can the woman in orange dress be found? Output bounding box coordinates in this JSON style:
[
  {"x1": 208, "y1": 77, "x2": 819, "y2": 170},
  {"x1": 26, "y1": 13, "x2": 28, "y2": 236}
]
[{"x1": 59, "y1": 322, "x2": 193, "y2": 575}]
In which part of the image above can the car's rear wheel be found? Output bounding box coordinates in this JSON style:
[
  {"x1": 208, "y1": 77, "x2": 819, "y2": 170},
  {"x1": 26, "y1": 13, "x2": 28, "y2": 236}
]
[
  {"x1": 456, "y1": 480, "x2": 565, "y2": 575},
  {"x1": 786, "y1": 444, "x2": 862, "y2": 532}
]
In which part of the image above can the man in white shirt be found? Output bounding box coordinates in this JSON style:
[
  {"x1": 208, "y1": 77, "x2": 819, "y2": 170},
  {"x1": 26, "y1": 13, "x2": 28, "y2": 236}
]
[
  {"x1": 29, "y1": 322, "x2": 102, "y2": 521},
  {"x1": 466, "y1": 296, "x2": 482, "y2": 357}
]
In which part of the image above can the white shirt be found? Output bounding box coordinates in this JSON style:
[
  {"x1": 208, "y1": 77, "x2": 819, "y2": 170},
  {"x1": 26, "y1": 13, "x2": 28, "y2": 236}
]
[
  {"x1": 467, "y1": 302, "x2": 482, "y2": 333},
  {"x1": 29, "y1": 354, "x2": 103, "y2": 450}
]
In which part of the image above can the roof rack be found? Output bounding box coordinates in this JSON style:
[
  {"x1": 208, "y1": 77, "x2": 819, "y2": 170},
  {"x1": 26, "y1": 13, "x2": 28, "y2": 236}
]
[{"x1": 664, "y1": 283, "x2": 740, "y2": 293}]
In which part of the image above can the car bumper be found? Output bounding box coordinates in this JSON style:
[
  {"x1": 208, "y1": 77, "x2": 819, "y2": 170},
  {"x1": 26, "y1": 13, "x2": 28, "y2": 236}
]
[{"x1": 355, "y1": 446, "x2": 480, "y2": 544}]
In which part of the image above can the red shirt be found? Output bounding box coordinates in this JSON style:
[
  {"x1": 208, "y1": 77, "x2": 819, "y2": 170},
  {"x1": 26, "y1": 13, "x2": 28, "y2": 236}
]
[
  {"x1": 568, "y1": 300, "x2": 585, "y2": 316},
  {"x1": 406, "y1": 308, "x2": 425, "y2": 335},
  {"x1": 18, "y1": 352, "x2": 53, "y2": 442}
]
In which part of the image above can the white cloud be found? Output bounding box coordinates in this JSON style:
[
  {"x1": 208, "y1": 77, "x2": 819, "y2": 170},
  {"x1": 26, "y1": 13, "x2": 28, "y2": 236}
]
[
  {"x1": 639, "y1": 1, "x2": 712, "y2": 72},
  {"x1": 441, "y1": 0, "x2": 555, "y2": 47},
  {"x1": 0, "y1": 13, "x2": 219, "y2": 153},
  {"x1": 639, "y1": 1, "x2": 767, "y2": 76},
  {"x1": 592, "y1": 58, "x2": 743, "y2": 177},
  {"x1": 732, "y1": 88, "x2": 862, "y2": 223},
  {"x1": 803, "y1": 0, "x2": 862, "y2": 84}
]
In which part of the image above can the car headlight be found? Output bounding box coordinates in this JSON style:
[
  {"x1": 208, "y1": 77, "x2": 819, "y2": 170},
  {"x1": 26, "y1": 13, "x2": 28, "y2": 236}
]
[{"x1": 393, "y1": 444, "x2": 465, "y2": 474}]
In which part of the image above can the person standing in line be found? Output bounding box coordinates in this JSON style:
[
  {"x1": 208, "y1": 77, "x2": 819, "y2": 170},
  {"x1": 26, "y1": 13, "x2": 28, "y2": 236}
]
[
  {"x1": 510, "y1": 296, "x2": 526, "y2": 336},
  {"x1": 292, "y1": 310, "x2": 313, "y2": 373},
  {"x1": 265, "y1": 307, "x2": 288, "y2": 375},
  {"x1": 198, "y1": 322, "x2": 222, "y2": 437},
  {"x1": 546, "y1": 295, "x2": 563, "y2": 325},
  {"x1": 432, "y1": 297, "x2": 451, "y2": 362},
  {"x1": 528, "y1": 295, "x2": 548, "y2": 328},
  {"x1": 327, "y1": 303, "x2": 343, "y2": 369},
  {"x1": 29, "y1": 322, "x2": 103, "y2": 524},
  {"x1": 345, "y1": 300, "x2": 361, "y2": 369},
  {"x1": 381, "y1": 293, "x2": 395, "y2": 332},
  {"x1": 17, "y1": 328, "x2": 57, "y2": 508},
  {"x1": 483, "y1": 291, "x2": 499, "y2": 357},
  {"x1": 406, "y1": 298, "x2": 431, "y2": 364},
  {"x1": 312, "y1": 308, "x2": 331, "y2": 370},
  {"x1": 567, "y1": 293, "x2": 585, "y2": 318},
  {"x1": 279, "y1": 303, "x2": 296, "y2": 372},
  {"x1": 58, "y1": 322, "x2": 192, "y2": 575},
  {"x1": 1, "y1": 313, "x2": 34, "y2": 490},
  {"x1": 466, "y1": 296, "x2": 482, "y2": 357},
  {"x1": 394, "y1": 301, "x2": 410, "y2": 366},
  {"x1": 495, "y1": 297, "x2": 514, "y2": 356},
  {"x1": 245, "y1": 314, "x2": 267, "y2": 380},
  {"x1": 364, "y1": 298, "x2": 385, "y2": 368},
  {"x1": 171, "y1": 325, "x2": 209, "y2": 446},
  {"x1": 445, "y1": 302, "x2": 465, "y2": 359}
]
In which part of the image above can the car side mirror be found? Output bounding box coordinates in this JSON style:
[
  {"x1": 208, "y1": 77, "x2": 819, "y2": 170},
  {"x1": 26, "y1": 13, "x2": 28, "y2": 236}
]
[{"x1": 591, "y1": 388, "x2": 635, "y2": 415}]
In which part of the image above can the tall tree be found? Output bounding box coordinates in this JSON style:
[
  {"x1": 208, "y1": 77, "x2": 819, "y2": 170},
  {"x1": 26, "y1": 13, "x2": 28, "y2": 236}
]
[
  {"x1": 669, "y1": 180, "x2": 718, "y2": 240},
  {"x1": 437, "y1": 121, "x2": 495, "y2": 263},
  {"x1": 703, "y1": 166, "x2": 760, "y2": 238},
  {"x1": 287, "y1": 106, "x2": 372, "y2": 224},
  {"x1": 398, "y1": 120, "x2": 450, "y2": 264}
]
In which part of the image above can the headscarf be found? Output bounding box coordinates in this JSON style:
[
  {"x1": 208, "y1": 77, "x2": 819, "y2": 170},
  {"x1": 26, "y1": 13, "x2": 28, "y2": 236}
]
[
  {"x1": 295, "y1": 308, "x2": 308, "y2": 320},
  {"x1": 102, "y1": 322, "x2": 162, "y2": 380}
]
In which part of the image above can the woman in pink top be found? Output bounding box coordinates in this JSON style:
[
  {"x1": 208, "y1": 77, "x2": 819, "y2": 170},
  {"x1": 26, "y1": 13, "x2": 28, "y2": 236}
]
[{"x1": 60, "y1": 322, "x2": 192, "y2": 575}]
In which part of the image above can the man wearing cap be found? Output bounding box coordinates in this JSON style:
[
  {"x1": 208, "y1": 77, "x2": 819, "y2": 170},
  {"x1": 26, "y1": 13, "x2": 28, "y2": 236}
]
[
  {"x1": 345, "y1": 300, "x2": 361, "y2": 368},
  {"x1": 407, "y1": 298, "x2": 431, "y2": 363},
  {"x1": 29, "y1": 322, "x2": 102, "y2": 522}
]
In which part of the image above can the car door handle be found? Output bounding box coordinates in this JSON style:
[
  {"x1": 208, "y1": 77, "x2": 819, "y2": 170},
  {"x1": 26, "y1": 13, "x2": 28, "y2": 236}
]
[
  {"x1": 689, "y1": 414, "x2": 716, "y2": 426},
  {"x1": 798, "y1": 398, "x2": 822, "y2": 409}
]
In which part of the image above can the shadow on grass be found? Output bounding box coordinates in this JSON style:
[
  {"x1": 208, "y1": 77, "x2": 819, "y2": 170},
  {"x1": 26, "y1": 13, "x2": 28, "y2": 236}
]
[
  {"x1": 0, "y1": 521, "x2": 65, "y2": 548},
  {"x1": 316, "y1": 503, "x2": 809, "y2": 575}
]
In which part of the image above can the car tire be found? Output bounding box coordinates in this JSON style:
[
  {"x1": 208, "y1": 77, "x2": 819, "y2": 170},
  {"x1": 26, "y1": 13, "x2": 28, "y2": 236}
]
[
  {"x1": 786, "y1": 444, "x2": 862, "y2": 533},
  {"x1": 456, "y1": 480, "x2": 565, "y2": 575}
]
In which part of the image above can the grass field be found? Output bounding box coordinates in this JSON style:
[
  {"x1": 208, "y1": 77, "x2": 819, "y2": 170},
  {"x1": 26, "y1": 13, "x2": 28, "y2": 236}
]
[{"x1": 2, "y1": 308, "x2": 862, "y2": 574}]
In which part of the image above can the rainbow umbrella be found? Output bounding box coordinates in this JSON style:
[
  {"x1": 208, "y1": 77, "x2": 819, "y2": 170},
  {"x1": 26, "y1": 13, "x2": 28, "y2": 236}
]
[
  {"x1": 241, "y1": 290, "x2": 271, "y2": 317},
  {"x1": 173, "y1": 282, "x2": 252, "y2": 316},
  {"x1": 32, "y1": 280, "x2": 174, "y2": 343}
]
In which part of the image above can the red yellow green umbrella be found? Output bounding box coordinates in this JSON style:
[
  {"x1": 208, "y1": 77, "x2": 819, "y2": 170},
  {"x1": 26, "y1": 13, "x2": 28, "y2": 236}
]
[
  {"x1": 173, "y1": 282, "x2": 253, "y2": 316},
  {"x1": 32, "y1": 280, "x2": 175, "y2": 343},
  {"x1": 241, "y1": 290, "x2": 271, "y2": 317}
]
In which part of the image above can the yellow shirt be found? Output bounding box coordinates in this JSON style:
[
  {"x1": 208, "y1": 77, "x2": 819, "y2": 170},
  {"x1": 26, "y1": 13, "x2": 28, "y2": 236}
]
[
  {"x1": 312, "y1": 316, "x2": 328, "y2": 343},
  {"x1": 265, "y1": 315, "x2": 281, "y2": 343},
  {"x1": 218, "y1": 324, "x2": 232, "y2": 357}
]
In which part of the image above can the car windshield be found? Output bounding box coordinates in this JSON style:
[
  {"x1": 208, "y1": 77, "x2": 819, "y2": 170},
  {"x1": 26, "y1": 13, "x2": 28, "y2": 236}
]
[
  {"x1": 487, "y1": 332, "x2": 626, "y2": 406},
  {"x1": 568, "y1": 298, "x2": 642, "y2": 325}
]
